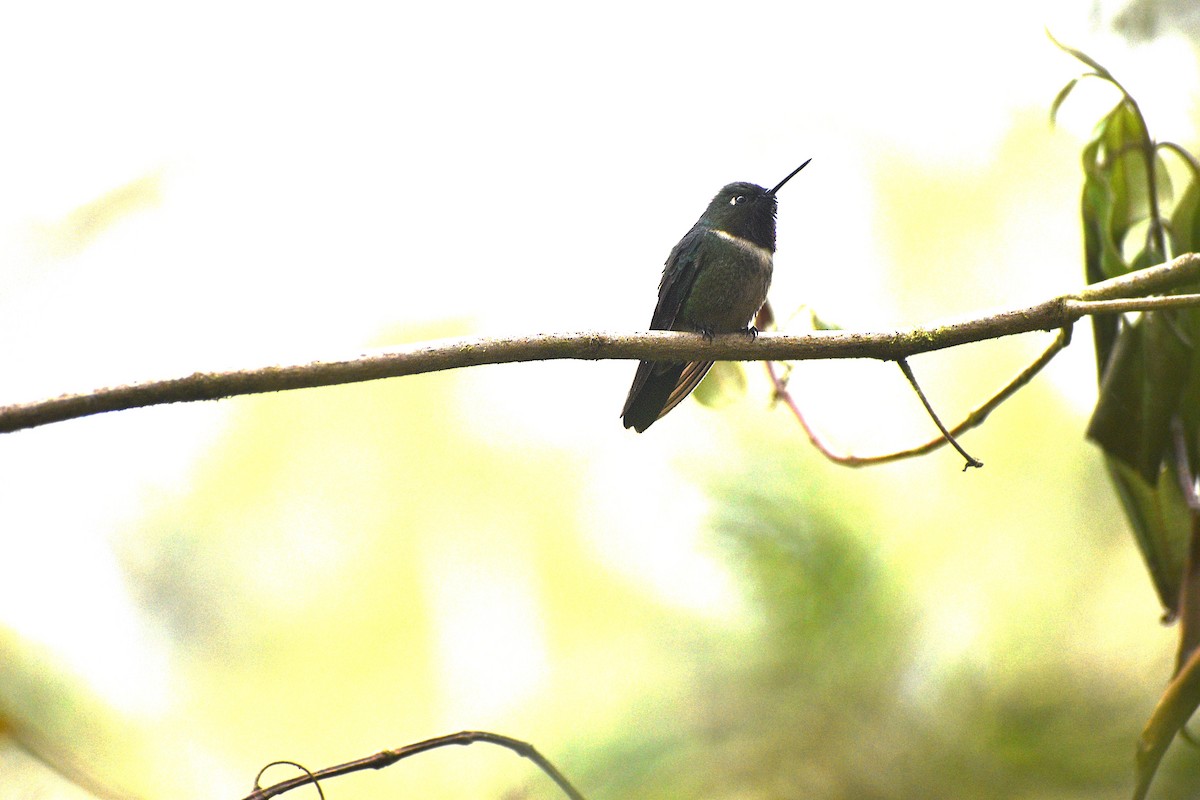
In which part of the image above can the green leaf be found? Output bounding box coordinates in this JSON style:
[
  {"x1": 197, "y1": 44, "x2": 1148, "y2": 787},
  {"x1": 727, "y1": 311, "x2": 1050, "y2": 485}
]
[
  {"x1": 1046, "y1": 29, "x2": 1114, "y2": 81},
  {"x1": 1169, "y1": 174, "x2": 1200, "y2": 256},
  {"x1": 1087, "y1": 311, "x2": 1192, "y2": 483},
  {"x1": 1078, "y1": 98, "x2": 1164, "y2": 377},
  {"x1": 1088, "y1": 300, "x2": 1200, "y2": 623},
  {"x1": 1104, "y1": 103, "x2": 1154, "y2": 252},
  {"x1": 1159, "y1": 141, "x2": 1200, "y2": 188},
  {"x1": 1154, "y1": 150, "x2": 1173, "y2": 211},
  {"x1": 1101, "y1": 456, "x2": 1191, "y2": 616},
  {"x1": 1174, "y1": 309, "x2": 1200, "y2": 444},
  {"x1": 693, "y1": 361, "x2": 747, "y2": 408},
  {"x1": 1064, "y1": 50, "x2": 1200, "y2": 797},
  {"x1": 1049, "y1": 77, "x2": 1078, "y2": 125},
  {"x1": 808, "y1": 311, "x2": 843, "y2": 331},
  {"x1": 1081, "y1": 140, "x2": 1127, "y2": 375}
]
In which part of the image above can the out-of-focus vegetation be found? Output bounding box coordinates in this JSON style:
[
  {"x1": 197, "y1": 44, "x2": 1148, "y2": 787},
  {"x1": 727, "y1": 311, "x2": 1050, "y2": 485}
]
[{"x1": 570, "y1": 475, "x2": 1154, "y2": 800}]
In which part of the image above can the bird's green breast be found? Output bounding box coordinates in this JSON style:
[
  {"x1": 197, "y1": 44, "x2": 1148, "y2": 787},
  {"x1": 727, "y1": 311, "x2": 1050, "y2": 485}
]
[{"x1": 676, "y1": 229, "x2": 773, "y2": 333}]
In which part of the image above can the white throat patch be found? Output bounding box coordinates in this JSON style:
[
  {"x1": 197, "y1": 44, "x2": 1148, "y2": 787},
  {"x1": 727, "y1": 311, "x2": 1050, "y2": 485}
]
[{"x1": 709, "y1": 228, "x2": 773, "y2": 265}]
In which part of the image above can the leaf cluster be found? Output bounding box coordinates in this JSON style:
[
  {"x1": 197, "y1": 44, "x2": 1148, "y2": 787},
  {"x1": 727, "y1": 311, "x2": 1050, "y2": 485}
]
[
  {"x1": 1053, "y1": 34, "x2": 1200, "y2": 799},
  {"x1": 1054, "y1": 34, "x2": 1200, "y2": 617}
]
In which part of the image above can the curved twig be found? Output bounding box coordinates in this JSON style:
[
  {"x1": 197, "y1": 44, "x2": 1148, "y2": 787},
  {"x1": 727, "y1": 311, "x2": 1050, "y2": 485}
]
[
  {"x1": 243, "y1": 731, "x2": 585, "y2": 800},
  {"x1": 767, "y1": 327, "x2": 1073, "y2": 467}
]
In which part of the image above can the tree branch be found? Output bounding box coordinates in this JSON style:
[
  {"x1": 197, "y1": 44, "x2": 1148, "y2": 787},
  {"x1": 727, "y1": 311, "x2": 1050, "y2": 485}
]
[
  {"x1": 2, "y1": 253, "x2": 1199, "y2": 435},
  {"x1": 767, "y1": 327, "x2": 1073, "y2": 467},
  {"x1": 243, "y1": 730, "x2": 586, "y2": 800},
  {"x1": 894, "y1": 357, "x2": 984, "y2": 470}
]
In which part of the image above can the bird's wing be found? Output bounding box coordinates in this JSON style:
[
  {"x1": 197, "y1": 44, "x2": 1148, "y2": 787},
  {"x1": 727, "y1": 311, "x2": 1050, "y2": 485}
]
[
  {"x1": 656, "y1": 360, "x2": 714, "y2": 418},
  {"x1": 648, "y1": 226, "x2": 705, "y2": 332},
  {"x1": 621, "y1": 229, "x2": 712, "y2": 431}
]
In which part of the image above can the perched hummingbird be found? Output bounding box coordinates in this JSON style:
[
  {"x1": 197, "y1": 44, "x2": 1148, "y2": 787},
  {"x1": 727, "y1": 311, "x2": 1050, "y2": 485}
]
[{"x1": 621, "y1": 159, "x2": 810, "y2": 432}]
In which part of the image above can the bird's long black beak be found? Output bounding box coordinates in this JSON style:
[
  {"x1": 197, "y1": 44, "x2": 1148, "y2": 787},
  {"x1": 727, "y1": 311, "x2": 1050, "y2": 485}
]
[{"x1": 767, "y1": 158, "x2": 812, "y2": 196}]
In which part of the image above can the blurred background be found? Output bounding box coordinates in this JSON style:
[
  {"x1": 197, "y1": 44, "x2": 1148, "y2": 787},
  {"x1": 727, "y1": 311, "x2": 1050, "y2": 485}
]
[{"x1": 1, "y1": 1, "x2": 1199, "y2": 798}]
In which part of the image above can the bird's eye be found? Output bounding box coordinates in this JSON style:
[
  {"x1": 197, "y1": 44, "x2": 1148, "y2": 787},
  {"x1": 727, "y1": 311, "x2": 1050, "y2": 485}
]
[{"x1": 729, "y1": 195, "x2": 746, "y2": 206}]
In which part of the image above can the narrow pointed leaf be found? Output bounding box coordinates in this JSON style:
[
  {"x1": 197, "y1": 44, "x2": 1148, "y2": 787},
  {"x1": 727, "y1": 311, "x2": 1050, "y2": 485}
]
[
  {"x1": 1105, "y1": 104, "x2": 1154, "y2": 252},
  {"x1": 1047, "y1": 29, "x2": 1114, "y2": 80},
  {"x1": 1088, "y1": 310, "x2": 1191, "y2": 483},
  {"x1": 1049, "y1": 77, "x2": 1079, "y2": 125}
]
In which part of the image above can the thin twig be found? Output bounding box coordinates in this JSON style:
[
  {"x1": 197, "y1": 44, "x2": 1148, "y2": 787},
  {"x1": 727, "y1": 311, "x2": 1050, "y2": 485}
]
[
  {"x1": 1065, "y1": 293, "x2": 1200, "y2": 314},
  {"x1": 768, "y1": 327, "x2": 1072, "y2": 467},
  {"x1": 1, "y1": 253, "x2": 1198, "y2": 435},
  {"x1": 253, "y1": 762, "x2": 323, "y2": 800},
  {"x1": 243, "y1": 731, "x2": 586, "y2": 800},
  {"x1": 766, "y1": 359, "x2": 833, "y2": 452},
  {"x1": 895, "y1": 357, "x2": 983, "y2": 470},
  {"x1": 1074, "y1": 253, "x2": 1200, "y2": 299}
]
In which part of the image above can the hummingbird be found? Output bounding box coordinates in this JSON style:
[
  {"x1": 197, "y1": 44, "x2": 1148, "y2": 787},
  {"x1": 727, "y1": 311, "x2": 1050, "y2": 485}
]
[{"x1": 621, "y1": 159, "x2": 810, "y2": 432}]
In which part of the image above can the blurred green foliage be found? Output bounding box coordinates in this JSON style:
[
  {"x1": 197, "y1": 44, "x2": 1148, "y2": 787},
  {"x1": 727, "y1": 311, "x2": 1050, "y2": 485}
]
[{"x1": 558, "y1": 464, "x2": 1173, "y2": 800}]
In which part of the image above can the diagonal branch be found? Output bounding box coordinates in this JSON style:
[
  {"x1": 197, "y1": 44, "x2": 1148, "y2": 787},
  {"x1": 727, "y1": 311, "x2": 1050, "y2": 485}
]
[
  {"x1": 895, "y1": 357, "x2": 984, "y2": 470},
  {"x1": 2, "y1": 253, "x2": 1198, "y2": 435}
]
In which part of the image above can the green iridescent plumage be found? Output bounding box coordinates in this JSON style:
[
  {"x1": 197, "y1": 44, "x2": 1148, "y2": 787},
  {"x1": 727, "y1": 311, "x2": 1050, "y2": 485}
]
[{"x1": 622, "y1": 160, "x2": 809, "y2": 432}]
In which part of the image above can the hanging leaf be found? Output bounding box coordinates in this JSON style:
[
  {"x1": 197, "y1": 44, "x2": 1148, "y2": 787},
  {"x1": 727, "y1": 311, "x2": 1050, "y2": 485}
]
[
  {"x1": 1088, "y1": 312, "x2": 1192, "y2": 483},
  {"x1": 1049, "y1": 77, "x2": 1079, "y2": 125},
  {"x1": 1169, "y1": 170, "x2": 1200, "y2": 258},
  {"x1": 1048, "y1": 29, "x2": 1116, "y2": 81},
  {"x1": 1103, "y1": 104, "x2": 1155, "y2": 253},
  {"x1": 1164, "y1": 174, "x2": 1200, "y2": 449},
  {"x1": 1103, "y1": 456, "x2": 1191, "y2": 616},
  {"x1": 808, "y1": 310, "x2": 843, "y2": 332},
  {"x1": 1081, "y1": 139, "x2": 1125, "y2": 375},
  {"x1": 1058, "y1": 40, "x2": 1200, "y2": 800},
  {"x1": 693, "y1": 361, "x2": 747, "y2": 408}
]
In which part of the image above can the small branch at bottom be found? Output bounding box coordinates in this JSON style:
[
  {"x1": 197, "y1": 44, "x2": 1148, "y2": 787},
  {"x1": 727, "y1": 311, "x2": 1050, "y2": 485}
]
[{"x1": 243, "y1": 731, "x2": 586, "y2": 800}]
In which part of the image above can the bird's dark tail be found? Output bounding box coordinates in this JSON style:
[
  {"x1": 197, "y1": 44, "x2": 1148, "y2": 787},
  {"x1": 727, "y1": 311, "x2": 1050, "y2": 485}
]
[{"x1": 621, "y1": 360, "x2": 714, "y2": 432}]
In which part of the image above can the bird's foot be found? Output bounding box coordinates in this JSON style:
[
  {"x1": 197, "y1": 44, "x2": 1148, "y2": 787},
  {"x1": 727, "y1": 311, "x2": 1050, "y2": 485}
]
[{"x1": 742, "y1": 325, "x2": 759, "y2": 340}]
